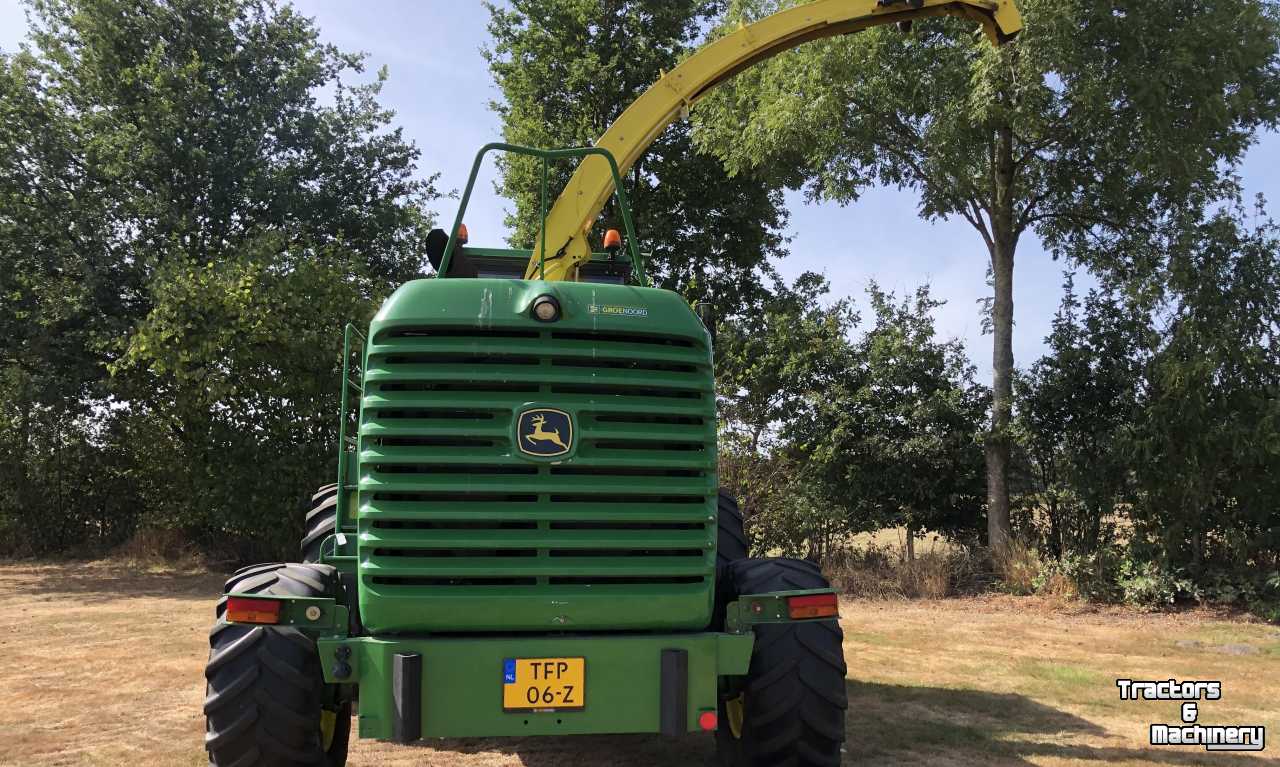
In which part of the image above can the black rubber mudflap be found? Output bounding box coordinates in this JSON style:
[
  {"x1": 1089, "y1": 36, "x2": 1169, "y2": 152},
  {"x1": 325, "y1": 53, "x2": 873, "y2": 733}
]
[
  {"x1": 659, "y1": 648, "x2": 688, "y2": 736},
  {"x1": 393, "y1": 652, "x2": 422, "y2": 743}
]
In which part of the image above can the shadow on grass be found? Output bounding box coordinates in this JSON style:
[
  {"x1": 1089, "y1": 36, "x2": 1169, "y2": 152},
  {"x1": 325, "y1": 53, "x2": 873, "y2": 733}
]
[
  {"x1": 848, "y1": 679, "x2": 1279, "y2": 766},
  {"x1": 393, "y1": 733, "x2": 717, "y2": 767},
  {"x1": 401, "y1": 681, "x2": 1279, "y2": 766},
  {"x1": 5, "y1": 559, "x2": 225, "y2": 603}
]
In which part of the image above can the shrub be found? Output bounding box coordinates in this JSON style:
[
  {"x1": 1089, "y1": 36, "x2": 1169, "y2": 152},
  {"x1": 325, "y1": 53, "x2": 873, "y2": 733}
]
[
  {"x1": 994, "y1": 541, "x2": 1041, "y2": 595},
  {"x1": 898, "y1": 552, "x2": 953, "y2": 599},
  {"x1": 822, "y1": 544, "x2": 903, "y2": 599},
  {"x1": 823, "y1": 541, "x2": 991, "y2": 599},
  {"x1": 1029, "y1": 548, "x2": 1126, "y2": 602},
  {"x1": 1117, "y1": 560, "x2": 1197, "y2": 609}
]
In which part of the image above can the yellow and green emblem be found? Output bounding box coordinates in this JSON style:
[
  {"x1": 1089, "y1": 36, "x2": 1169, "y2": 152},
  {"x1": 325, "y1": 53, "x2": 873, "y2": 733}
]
[{"x1": 517, "y1": 408, "x2": 573, "y2": 457}]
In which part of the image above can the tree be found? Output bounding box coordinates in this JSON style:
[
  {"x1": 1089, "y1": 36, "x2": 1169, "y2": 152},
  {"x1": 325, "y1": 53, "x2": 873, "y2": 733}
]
[
  {"x1": 1, "y1": 29, "x2": 143, "y2": 552},
  {"x1": 1014, "y1": 276, "x2": 1147, "y2": 558},
  {"x1": 483, "y1": 0, "x2": 791, "y2": 317},
  {"x1": 1128, "y1": 202, "x2": 1280, "y2": 572},
  {"x1": 694, "y1": 0, "x2": 1280, "y2": 550},
  {"x1": 716, "y1": 277, "x2": 986, "y2": 560},
  {"x1": 715, "y1": 273, "x2": 857, "y2": 556},
  {"x1": 1016, "y1": 199, "x2": 1280, "y2": 596},
  {"x1": 799, "y1": 285, "x2": 988, "y2": 559},
  {"x1": 0, "y1": 0, "x2": 438, "y2": 556}
]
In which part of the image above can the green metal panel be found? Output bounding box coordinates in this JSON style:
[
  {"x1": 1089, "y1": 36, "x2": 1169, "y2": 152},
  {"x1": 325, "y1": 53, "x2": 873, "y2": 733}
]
[
  {"x1": 224, "y1": 594, "x2": 349, "y2": 631},
  {"x1": 318, "y1": 632, "x2": 752, "y2": 739},
  {"x1": 355, "y1": 278, "x2": 717, "y2": 633}
]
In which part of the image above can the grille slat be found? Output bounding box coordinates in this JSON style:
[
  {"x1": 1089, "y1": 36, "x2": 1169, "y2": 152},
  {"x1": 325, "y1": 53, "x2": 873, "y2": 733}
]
[
  {"x1": 364, "y1": 474, "x2": 714, "y2": 495},
  {"x1": 580, "y1": 425, "x2": 708, "y2": 441},
  {"x1": 363, "y1": 448, "x2": 707, "y2": 472},
  {"x1": 362, "y1": 396, "x2": 712, "y2": 420},
  {"x1": 366, "y1": 366, "x2": 710, "y2": 393},
  {"x1": 362, "y1": 557, "x2": 709, "y2": 579},
  {"x1": 362, "y1": 527, "x2": 709, "y2": 550},
  {"x1": 361, "y1": 421, "x2": 507, "y2": 439},
  {"x1": 367, "y1": 337, "x2": 708, "y2": 365},
  {"x1": 363, "y1": 391, "x2": 542, "y2": 410},
  {"x1": 359, "y1": 448, "x2": 530, "y2": 465},
  {"x1": 360, "y1": 501, "x2": 708, "y2": 523}
]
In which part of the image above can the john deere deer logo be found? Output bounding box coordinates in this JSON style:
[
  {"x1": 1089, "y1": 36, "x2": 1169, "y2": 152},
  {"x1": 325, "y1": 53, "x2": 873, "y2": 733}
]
[
  {"x1": 526, "y1": 414, "x2": 567, "y2": 449},
  {"x1": 516, "y1": 408, "x2": 573, "y2": 458}
]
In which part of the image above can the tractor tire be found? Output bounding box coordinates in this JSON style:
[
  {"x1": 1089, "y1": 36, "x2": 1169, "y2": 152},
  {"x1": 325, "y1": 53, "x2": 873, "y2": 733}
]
[
  {"x1": 712, "y1": 490, "x2": 749, "y2": 630},
  {"x1": 716, "y1": 490, "x2": 748, "y2": 569},
  {"x1": 302, "y1": 483, "x2": 339, "y2": 563},
  {"x1": 716, "y1": 558, "x2": 847, "y2": 767},
  {"x1": 298, "y1": 483, "x2": 367, "y2": 636},
  {"x1": 205, "y1": 563, "x2": 352, "y2": 767},
  {"x1": 215, "y1": 562, "x2": 285, "y2": 621}
]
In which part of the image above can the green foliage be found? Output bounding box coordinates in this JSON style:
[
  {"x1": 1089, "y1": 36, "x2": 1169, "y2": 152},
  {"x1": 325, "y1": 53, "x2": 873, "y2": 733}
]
[
  {"x1": 802, "y1": 285, "x2": 989, "y2": 545},
  {"x1": 717, "y1": 275, "x2": 988, "y2": 558},
  {"x1": 717, "y1": 272, "x2": 858, "y2": 454},
  {"x1": 1117, "y1": 560, "x2": 1199, "y2": 609},
  {"x1": 1018, "y1": 201, "x2": 1280, "y2": 614},
  {"x1": 1126, "y1": 204, "x2": 1280, "y2": 570},
  {"x1": 716, "y1": 272, "x2": 857, "y2": 557},
  {"x1": 483, "y1": 0, "x2": 790, "y2": 316},
  {"x1": 1111, "y1": 563, "x2": 1280, "y2": 616},
  {"x1": 697, "y1": 0, "x2": 1280, "y2": 259},
  {"x1": 694, "y1": 0, "x2": 1280, "y2": 547},
  {"x1": 1013, "y1": 276, "x2": 1148, "y2": 557},
  {"x1": 1032, "y1": 547, "x2": 1124, "y2": 603},
  {"x1": 0, "y1": 0, "x2": 437, "y2": 558}
]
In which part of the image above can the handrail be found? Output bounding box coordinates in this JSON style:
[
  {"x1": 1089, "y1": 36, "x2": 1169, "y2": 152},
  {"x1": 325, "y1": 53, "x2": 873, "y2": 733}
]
[
  {"x1": 333, "y1": 322, "x2": 366, "y2": 543},
  {"x1": 437, "y1": 142, "x2": 646, "y2": 285}
]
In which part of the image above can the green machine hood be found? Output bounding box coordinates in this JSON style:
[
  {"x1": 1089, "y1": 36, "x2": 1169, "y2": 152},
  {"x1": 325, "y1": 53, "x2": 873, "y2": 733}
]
[{"x1": 355, "y1": 279, "x2": 718, "y2": 633}]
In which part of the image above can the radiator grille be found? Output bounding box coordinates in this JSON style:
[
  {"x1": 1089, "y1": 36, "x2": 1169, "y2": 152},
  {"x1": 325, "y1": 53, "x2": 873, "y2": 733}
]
[{"x1": 356, "y1": 323, "x2": 717, "y2": 631}]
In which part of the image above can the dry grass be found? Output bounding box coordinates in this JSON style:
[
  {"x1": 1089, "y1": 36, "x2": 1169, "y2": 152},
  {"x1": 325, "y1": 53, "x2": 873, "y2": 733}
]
[
  {"x1": 1, "y1": 560, "x2": 1277, "y2": 766},
  {"x1": 994, "y1": 541, "x2": 1044, "y2": 596},
  {"x1": 823, "y1": 535, "x2": 993, "y2": 600},
  {"x1": 826, "y1": 548, "x2": 958, "y2": 599},
  {"x1": 109, "y1": 529, "x2": 208, "y2": 572}
]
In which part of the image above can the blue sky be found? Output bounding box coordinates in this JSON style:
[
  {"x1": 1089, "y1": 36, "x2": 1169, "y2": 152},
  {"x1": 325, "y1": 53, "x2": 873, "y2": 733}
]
[{"x1": 2, "y1": 1, "x2": 1276, "y2": 373}]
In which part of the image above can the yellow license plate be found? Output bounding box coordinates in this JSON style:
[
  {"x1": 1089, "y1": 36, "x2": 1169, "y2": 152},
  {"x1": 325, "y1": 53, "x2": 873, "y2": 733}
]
[{"x1": 502, "y1": 657, "x2": 585, "y2": 711}]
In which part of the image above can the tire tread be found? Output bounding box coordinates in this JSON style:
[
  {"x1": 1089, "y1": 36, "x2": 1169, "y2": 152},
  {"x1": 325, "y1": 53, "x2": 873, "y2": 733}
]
[
  {"x1": 718, "y1": 557, "x2": 847, "y2": 767},
  {"x1": 204, "y1": 563, "x2": 350, "y2": 767}
]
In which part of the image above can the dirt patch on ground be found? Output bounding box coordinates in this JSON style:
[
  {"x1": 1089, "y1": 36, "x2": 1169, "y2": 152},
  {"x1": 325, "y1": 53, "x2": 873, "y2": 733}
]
[{"x1": 1, "y1": 561, "x2": 1276, "y2": 766}]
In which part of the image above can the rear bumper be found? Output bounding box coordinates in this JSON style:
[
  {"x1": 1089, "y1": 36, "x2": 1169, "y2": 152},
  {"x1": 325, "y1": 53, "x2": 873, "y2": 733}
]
[{"x1": 318, "y1": 631, "x2": 753, "y2": 739}]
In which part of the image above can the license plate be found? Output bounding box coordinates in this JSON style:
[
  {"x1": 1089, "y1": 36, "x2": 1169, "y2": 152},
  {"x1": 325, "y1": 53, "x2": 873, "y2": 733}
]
[{"x1": 502, "y1": 657, "x2": 585, "y2": 711}]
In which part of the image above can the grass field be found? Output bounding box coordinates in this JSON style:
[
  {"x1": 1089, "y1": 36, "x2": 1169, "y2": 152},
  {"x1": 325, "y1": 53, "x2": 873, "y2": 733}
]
[{"x1": 1, "y1": 561, "x2": 1277, "y2": 766}]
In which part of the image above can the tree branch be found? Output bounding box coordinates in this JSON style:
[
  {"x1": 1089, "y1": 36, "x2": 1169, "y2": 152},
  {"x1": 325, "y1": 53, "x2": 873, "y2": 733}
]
[{"x1": 959, "y1": 198, "x2": 995, "y2": 255}]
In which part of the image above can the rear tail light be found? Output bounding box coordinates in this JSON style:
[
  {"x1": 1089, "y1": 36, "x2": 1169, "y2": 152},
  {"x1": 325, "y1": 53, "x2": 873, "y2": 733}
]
[
  {"x1": 225, "y1": 596, "x2": 283, "y2": 624},
  {"x1": 698, "y1": 709, "x2": 718, "y2": 731},
  {"x1": 787, "y1": 593, "x2": 839, "y2": 620}
]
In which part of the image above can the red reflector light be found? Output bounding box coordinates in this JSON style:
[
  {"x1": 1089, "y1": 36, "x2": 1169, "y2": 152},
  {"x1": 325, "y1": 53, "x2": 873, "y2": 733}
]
[
  {"x1": 698, "y1": 710, "x2": 718, "y2": 731},
  {"x1": 787, "y1": 593, "x2": 839, "y2": 620},
  {"x1": 225, "y1": 597, "x2": 282, "y2": 625}
]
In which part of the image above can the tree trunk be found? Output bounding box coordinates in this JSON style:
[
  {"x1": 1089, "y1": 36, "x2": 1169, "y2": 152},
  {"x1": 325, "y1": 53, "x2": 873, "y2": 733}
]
[
  {"x1": 986, "y1": 125, "x2": 1017, "y2": 553},
  {"x1": 905, "y1": 521, "x2": 916, "y2": 562},
  {"x1": 15, "y1": 392, "x2": 33, "y2": 505}
]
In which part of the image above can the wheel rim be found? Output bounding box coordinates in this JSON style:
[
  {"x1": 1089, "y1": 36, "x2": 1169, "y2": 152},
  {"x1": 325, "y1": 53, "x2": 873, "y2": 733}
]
[
  {"x1": 726, "y1": 693, "x2": 745, "y2": 739},
  {"x1": 320, "y1": 708, "x2": 338, "y2": 751}
]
